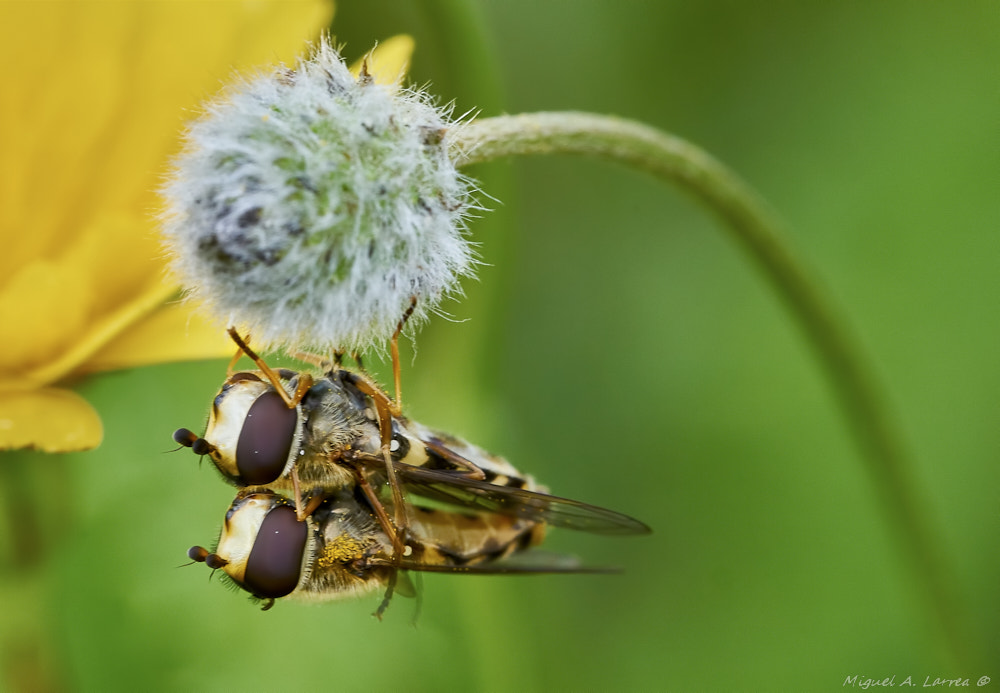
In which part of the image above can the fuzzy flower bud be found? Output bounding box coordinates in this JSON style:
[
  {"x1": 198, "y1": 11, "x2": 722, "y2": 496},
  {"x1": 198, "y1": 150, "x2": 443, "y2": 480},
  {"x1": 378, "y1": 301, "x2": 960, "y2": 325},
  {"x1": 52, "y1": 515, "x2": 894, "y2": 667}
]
[{"x1": 161, "y1": 40, "x2": 477, "y2": 353}]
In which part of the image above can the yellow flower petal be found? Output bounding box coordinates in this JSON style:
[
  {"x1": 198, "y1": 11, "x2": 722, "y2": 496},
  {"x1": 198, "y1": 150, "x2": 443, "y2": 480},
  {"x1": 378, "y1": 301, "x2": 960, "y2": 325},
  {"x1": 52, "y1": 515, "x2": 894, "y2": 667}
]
[
  {"x1": 0, "y1": 2, "x2": 335, "y2": 283},
  {"x1": 0, "y1": 0, "x2": 333, "y2": 388},
  {"x1": 0, "y1": 213, "x2": 159, "y2": 379},
  {"x1": 11, "y1": 281, "x2": 174, "y2": 391},
  {"x1": 0, "y1": 388, "x2": 103, "y2": 452},
  {"x1": 0, "y1": 257, "x2": 92, "y2": 376},
  {"x1": 81, "y1": 303, "x2": 233, "y2": 374},
  {"x1": 351, "y1": 35, "x2": 415, "y2": 86}
]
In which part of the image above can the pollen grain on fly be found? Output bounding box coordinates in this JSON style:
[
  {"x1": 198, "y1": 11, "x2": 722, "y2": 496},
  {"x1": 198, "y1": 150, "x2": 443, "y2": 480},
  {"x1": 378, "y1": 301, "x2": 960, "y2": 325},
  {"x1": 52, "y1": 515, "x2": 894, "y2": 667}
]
[{"x1": 318, "y1": 534, "x2": 366, "y2": 567}]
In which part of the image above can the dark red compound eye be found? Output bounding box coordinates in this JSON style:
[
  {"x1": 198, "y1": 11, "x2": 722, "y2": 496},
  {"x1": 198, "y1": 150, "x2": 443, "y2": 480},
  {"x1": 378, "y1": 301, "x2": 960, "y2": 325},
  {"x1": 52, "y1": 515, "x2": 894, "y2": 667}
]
[
  {"x1": 243, "y1": 505, "x2": 307, "y2": 598},
  {"x1": 235, "y1": 391, "x2": 297, "y2": 484}
]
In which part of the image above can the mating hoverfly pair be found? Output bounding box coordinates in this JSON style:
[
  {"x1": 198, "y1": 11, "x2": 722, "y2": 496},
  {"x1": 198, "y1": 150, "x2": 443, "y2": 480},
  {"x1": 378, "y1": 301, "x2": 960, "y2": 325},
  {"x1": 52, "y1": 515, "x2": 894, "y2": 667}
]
[{"x1": 175, "y1": 325, "x2": 650, "y2": 614}]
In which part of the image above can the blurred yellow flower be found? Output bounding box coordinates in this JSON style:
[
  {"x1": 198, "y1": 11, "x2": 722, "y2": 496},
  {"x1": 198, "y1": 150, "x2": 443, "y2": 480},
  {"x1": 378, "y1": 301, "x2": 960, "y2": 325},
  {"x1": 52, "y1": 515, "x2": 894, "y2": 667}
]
[
  {"x1": 348, "y1": 34, "x2": 417, "y2": 84},
  {"x1": 0, "y1": 0, "x2": 334, "y2": 452}
]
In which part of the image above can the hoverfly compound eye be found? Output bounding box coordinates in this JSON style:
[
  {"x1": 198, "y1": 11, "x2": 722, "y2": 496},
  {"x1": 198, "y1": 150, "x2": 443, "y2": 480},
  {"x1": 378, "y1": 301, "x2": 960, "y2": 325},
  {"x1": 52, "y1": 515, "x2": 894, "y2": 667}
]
[
  {"x1": 235, "y1": 391, "x2": 298, "y2": 485},
  {"x1": 243, "y1": 504, "x2": 308, "y2": 598}
]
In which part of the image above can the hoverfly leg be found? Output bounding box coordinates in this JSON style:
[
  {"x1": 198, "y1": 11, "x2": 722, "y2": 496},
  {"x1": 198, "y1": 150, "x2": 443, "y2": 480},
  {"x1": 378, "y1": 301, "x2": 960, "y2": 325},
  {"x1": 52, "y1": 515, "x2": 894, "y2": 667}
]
[
  {"x1": 289, "y1": 467, "x2": 323, "y2": 522},
  {"x1": 356, "y1": 464, "x2": 410, "y2": 623},
  {"x1": 389, "y1": 297, "x2": 417, "y2": 417},
  {"x1": 362, "y1": 297, "x2": 419, "y2": 558},
  {"x1": 351, "y1": 461, "x2": 405, "y2": 557},
  {"x1": 374, "y1": 566, "x2": 419, "y2": 620},
  {"x1": 290, "y1": 467, "x2": 304, "y2": 520},
  {"x1": 324, "y1": 351, "x2": 363, "y2": 375},
  {"x1": 291, "y1": 371, "x2": 313, "y2": 405},
  {"x1": 373, "y1": 569, "x2": 398, "y2": 620},
  {"x1": 421, "y1": 438, "x2": 488, "y2": 480},
  {"x1": 226, "y1": 328, "x2": 310, "y2": 410},
  {"x1": 389, "y1": 338, "x2": 403, "y2": 417},
  {"x1": 347, "y1": 377, "x2": 412, "y2": 562},
  {"x1": 348, "y1": 452, "x2": 411, "y2": 621},
  {"x1": 300, "y1": 493, "x2": 325, "y2": 522},
  {"x1": 374, "y1": 396, "x2": 409, "y2": 562},
  {"x1": 226, "y1": 342, "x2": 244, "y2": 377},
  {"x1": 289, "y1": 350, "x2": 329, "y2": 370}
]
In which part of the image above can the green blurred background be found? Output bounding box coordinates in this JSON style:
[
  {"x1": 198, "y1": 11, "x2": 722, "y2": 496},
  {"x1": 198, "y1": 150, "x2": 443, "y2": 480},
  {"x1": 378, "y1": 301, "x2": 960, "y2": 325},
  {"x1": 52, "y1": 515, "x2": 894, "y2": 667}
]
[{"x1": 5, "y1": 1, "x2": 999, "y2": 690}]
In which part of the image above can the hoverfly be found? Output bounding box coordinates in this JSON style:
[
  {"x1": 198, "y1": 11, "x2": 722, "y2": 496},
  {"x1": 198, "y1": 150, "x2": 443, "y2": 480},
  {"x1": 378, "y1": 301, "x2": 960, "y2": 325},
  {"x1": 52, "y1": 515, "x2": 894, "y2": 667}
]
[
  {"x1": 188, "y1": 478, "x2": 645, "y2": 614},
  {"x1": 174, "y1": 324, "x2": 650, "y2": 596},
  {"x1": 173, "y1": 327, "x2": 520, "y2": 555},
  {"x1": 175, "y1": 301, "x2": 418, "y2": 538}
]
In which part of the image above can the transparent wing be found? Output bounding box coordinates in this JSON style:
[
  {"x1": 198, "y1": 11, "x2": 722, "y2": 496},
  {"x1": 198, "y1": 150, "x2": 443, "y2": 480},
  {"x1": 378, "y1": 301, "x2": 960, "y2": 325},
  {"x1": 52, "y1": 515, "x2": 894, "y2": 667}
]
[
  {"x1": 393, "y1": 465, "x2": 652, "y2": 536},
  {"x1": 389, "y1": 551, "x2": 623, "y2": 575}
]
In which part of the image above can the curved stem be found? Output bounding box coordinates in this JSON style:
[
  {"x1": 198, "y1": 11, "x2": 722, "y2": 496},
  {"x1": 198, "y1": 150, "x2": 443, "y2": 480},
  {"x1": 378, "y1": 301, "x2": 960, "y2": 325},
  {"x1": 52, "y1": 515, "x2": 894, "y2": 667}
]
[{"x1": 447, "y1": 111, "x2": 968, "y2": 665}]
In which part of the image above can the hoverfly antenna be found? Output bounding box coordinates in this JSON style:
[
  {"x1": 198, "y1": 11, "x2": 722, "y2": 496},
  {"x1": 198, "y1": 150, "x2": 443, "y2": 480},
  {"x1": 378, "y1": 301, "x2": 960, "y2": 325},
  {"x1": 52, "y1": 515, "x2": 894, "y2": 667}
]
[
  {"x1": 173, "y1": 429, "x2": 217, "y2": 456},
  {"x1": 188, "y1": 545, "x2": 228, "y2": 570},
  {"x1": 173, "y1": 428, "x2": 198, "y2": 447},
  {"x1": 192, "y1": 438, "x2": 216, "y2": 456},
  {"x1": 187, "y1": 545, "x2": 210, "y2": 562},
  {"x1": 170, "y1": 428, "x2": 197, "y2": 453}
]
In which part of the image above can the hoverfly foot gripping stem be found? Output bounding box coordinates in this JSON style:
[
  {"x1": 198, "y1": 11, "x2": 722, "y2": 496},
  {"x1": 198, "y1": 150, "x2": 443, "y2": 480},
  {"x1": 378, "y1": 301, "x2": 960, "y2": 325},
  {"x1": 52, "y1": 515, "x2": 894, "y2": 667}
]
[
  {"x1": 226, "y1": 328, "x2": 311, "y2": 410},
  {"x1": 389, "y1": 296, "x2": 417, "y2": 417}
]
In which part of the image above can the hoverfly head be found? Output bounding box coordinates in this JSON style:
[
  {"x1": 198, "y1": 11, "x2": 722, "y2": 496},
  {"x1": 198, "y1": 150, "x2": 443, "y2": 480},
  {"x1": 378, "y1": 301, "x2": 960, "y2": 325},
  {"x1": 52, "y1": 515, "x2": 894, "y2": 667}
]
[
  {"x1": 196, "y1": 371, "x2": 302, "y2": 487},
  {"x1": 198, "y1": 492, "x2": 309, "y2": 602}
]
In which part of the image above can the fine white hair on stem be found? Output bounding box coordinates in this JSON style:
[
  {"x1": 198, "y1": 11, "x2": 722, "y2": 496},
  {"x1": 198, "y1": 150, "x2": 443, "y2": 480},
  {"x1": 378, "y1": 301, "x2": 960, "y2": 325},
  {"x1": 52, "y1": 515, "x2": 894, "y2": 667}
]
[{"x1": 161, "y1": 38, "x2": 479, "y2": 354}]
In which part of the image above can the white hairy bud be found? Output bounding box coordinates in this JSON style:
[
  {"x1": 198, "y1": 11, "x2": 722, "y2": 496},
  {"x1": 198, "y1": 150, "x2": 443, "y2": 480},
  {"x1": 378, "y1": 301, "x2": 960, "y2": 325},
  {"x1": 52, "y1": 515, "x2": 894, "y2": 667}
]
[{"x1": 161, "y1": 40, "x2": 478, "y2": 353}]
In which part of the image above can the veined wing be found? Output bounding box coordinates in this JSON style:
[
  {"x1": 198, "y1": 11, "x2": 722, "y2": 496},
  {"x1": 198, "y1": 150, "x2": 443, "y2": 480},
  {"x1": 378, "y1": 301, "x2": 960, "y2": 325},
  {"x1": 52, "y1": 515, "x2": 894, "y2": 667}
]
[
  {"x1": 394, "y1": 464, "x2": 652, "y2": 536},
  {"x1": 376, "y1": 551, "x2": 623, "y2": 575}
]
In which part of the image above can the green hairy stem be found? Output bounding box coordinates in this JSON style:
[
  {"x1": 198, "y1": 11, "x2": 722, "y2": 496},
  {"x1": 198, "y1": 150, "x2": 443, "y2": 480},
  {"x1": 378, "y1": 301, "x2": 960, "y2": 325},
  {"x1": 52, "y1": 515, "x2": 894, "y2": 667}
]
[{"x1": 448, "y1": 111, "x2": 968, "y2": 666}]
